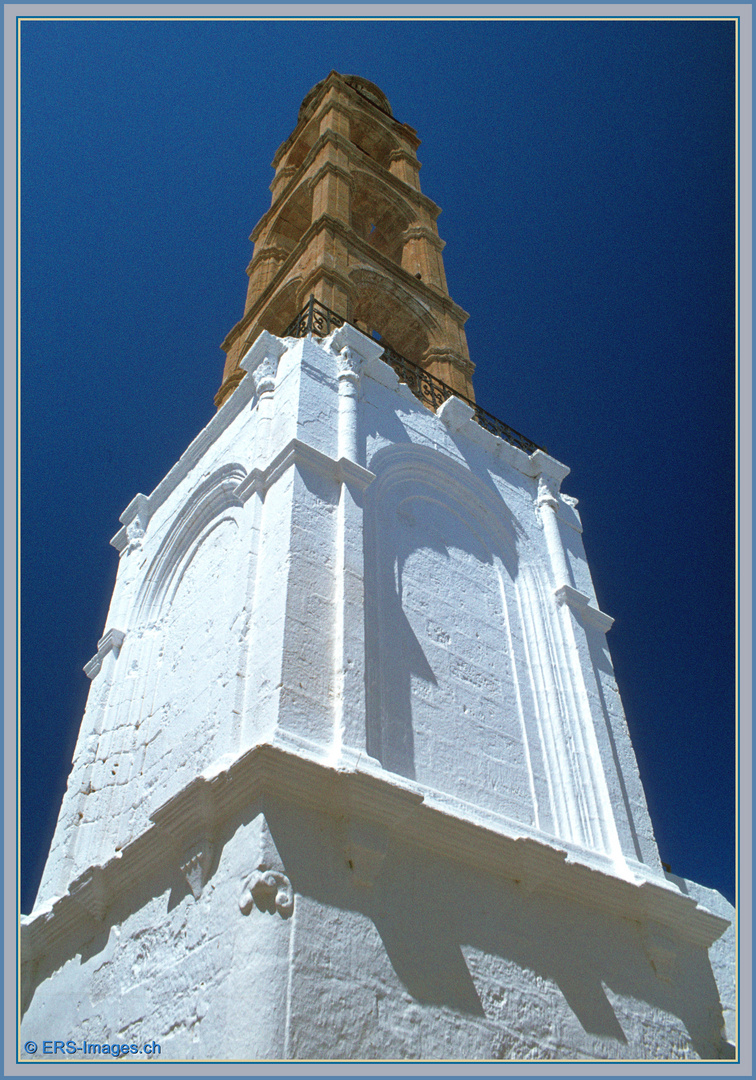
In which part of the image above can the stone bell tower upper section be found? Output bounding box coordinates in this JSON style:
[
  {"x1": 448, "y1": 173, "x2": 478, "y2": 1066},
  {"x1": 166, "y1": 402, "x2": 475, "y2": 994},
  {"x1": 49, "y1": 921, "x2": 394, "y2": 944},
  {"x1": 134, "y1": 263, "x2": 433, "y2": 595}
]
[{"x1": 215, "y1": 72, "x2": 474, "y2": 408}]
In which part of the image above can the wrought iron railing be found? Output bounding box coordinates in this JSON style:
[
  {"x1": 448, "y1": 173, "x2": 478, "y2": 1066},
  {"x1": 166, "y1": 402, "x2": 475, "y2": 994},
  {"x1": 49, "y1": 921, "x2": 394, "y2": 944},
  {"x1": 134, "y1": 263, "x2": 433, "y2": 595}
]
[
  {"x1": 282, "y1": 297, "x2": 543, "y2": 455},
  {"x1": 283, "y1": 295, "x2": 346, "y2": 339}
]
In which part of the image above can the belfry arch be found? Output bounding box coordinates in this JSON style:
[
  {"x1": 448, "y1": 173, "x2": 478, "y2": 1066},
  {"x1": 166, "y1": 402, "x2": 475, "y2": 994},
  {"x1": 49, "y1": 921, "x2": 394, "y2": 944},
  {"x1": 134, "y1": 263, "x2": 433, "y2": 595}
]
[
  {"x1": 350, "y1": 171, "x2": 414, "y2": 267},
  {"x1": 350, "y1": 268, "x2": 434, "y2": 366}
]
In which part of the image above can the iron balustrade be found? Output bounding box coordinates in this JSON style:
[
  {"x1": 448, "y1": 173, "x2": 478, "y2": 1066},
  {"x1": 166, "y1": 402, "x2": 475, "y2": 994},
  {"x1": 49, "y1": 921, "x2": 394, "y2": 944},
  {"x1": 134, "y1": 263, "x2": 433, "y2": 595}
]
[
  {"x1": 281, "y1": 297, "x2": 543, "y2": 455},
  {"x1": 283, "y1": 295, "x2": 346, "y2": 339}
]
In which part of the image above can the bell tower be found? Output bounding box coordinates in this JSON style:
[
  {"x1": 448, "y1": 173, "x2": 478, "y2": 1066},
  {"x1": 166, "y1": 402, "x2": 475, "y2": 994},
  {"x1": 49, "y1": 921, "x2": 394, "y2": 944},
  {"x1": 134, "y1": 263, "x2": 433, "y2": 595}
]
[
  {"x1": 21, "y1": 75, "x2": 735, "y2": 1063},
  {"x1": 216, "y1": 72, "x2": 473, "y2": 408}
]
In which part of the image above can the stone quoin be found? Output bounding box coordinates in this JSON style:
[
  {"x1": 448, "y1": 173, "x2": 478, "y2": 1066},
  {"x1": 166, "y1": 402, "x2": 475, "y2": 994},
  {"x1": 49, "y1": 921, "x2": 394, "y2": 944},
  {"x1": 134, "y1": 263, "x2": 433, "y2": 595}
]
[{"x1": 20, "y1": 72, "x2": 736, "y2": 1062}]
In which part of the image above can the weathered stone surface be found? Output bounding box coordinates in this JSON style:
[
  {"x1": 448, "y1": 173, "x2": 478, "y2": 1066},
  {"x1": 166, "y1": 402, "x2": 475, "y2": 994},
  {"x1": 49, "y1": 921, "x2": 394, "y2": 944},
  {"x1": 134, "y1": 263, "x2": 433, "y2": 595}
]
[{"x1": 21, "y1": 328, "x2": 735, "y2": 1061}]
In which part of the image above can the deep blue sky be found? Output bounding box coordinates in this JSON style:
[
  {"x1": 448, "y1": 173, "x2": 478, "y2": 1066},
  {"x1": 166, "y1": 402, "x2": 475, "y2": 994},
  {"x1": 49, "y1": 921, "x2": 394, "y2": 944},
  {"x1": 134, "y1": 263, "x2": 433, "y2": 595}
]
[{"x1": 19, "y1": 17, "x2": 737, "y2": 913}]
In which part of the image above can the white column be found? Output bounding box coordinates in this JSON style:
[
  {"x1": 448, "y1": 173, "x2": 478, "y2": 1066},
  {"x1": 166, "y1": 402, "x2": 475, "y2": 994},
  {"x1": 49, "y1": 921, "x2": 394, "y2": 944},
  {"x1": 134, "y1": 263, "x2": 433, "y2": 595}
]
[
  {"x1": 241, "y1": 330, "x2": 288, "y2": 466},
  {"x1": 327, "y1": 326, "x2": 383, "y2": 759},
  {"x1": 536, "y1": 472, "x2": 572, "y2": 590},
  {"x1": 531, "y1": 455, "x2": 624, "y2": 863},
  {"x1": 336, "y1": 345, "x2": 362, "y2": 464}
]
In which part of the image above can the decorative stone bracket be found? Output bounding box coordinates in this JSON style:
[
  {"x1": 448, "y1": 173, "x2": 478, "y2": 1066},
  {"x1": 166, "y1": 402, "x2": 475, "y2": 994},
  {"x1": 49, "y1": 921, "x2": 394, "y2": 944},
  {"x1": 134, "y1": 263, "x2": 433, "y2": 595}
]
[
  {"x1": 240, "y1": 330, "x2": 288, "y2": 397},
  {"x1": 238, "y1": 816, "x2": 294, "y2": 918},
  {"x1": 239, "y1": 869, "x2": 294, "y2": 918},
  {"x1": 179, "y1": 839, "x2": 216, "y2": 901},
  {"x1": 151, "y1": 780, "x2": 217, "y2": 900},
  {"x1": 327, "y1": 322, "x2": 385, "y2": 367},
  {"x1": 83, "y1": 628, "x2": 125, "y2": 681},
  {"x1": 555, "y1": 584, "x2": 614, "y2": 634},
  {"x1": 111, "y1": 493, "x2": 151, "y2": 556}
]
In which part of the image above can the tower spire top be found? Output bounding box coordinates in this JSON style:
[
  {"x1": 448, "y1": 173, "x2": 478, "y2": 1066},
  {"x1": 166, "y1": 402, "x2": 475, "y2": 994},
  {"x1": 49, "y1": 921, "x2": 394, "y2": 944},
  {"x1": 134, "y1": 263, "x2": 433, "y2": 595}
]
[
  {"x1": 215, "y1": 72, "x2": 473, "y2": 408},
  {"x1": 299, "y1": 72, "x2": 394, "y2": 121}
]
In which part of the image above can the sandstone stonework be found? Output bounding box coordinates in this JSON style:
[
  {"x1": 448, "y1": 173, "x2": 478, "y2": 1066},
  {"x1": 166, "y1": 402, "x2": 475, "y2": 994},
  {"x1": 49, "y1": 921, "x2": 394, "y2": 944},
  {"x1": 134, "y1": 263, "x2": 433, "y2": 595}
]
[{"x1": 215, "y1": 72, "x2": 474, "y2": 408}]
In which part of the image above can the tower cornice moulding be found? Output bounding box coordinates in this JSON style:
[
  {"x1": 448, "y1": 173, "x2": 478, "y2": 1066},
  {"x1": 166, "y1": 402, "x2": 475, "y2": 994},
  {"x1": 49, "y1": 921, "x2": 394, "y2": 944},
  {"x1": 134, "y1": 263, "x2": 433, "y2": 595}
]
[
  {"x1": 401, "y1": 223, "x2": 446, "y2": 251},
  {"x1": 529, "y1": 448, "x2": 571, "y2": 487},
  {"x1": 21, "y1": 740, "x2": 729, "y2": 973},
  {"x1": 390, "y1": 147, "x2": 422, "y2": 168},
  {"x1": 274, "y1": 71, "x2": 420, "y2": 171},
  {"x1": 232, "y1": 437, "x2": 376, "y2": 505},
  {"x1": 305, "y1": 159, "x2": 356, "y2": 197},
  {"x1": 224, "y1": 218, "x2": 470, "y2": 360},
  {"x1": 246, "y1": 244, "x2": 292, "y2": 276}
]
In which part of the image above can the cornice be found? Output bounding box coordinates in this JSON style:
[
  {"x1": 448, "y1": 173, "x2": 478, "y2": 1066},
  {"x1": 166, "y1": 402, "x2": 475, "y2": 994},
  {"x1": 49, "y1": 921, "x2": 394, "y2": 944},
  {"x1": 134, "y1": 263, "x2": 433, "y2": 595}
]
[
  {"x1": 22, "y1": 739, "x2": 729, "y2": 970},
  {"x1": 233, "y1": 436, "x2": 376, "y2": 504},
  {"x1": 554, "y1": 584, "x2": 615, "y2": 633},
  {"x1": 225, "y1": 214, "x2": 470, "y2": 355},
  {"x1": 83, "y1": 628, "x2": 126, "y2": 680}
]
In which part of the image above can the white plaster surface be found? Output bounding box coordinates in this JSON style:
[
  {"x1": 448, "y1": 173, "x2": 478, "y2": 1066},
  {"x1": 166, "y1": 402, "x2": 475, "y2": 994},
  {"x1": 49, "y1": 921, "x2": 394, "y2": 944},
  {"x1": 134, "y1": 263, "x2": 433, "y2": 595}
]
[{"x1": 22, "y1": 330, "x2": 736, "y2": 1061}]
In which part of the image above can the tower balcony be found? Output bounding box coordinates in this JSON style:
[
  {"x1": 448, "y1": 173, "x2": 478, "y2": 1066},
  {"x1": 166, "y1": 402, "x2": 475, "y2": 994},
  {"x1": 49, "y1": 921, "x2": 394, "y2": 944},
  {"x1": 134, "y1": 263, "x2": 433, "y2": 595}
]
[{"x1": 282, "y1": 295, "x2": 543, "y2": 456}]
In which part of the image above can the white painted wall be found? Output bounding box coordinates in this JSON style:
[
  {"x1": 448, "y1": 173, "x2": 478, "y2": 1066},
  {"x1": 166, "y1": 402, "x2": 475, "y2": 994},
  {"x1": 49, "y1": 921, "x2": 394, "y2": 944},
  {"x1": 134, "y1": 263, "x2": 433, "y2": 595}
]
[{"x1": 23, "y1": 328, "x2": 735, "y2": 1062}]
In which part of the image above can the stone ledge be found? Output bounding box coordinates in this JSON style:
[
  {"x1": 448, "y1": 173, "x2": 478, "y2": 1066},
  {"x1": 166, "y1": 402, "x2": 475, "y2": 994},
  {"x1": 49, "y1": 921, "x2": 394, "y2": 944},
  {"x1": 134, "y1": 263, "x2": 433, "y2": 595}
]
[
  {"x1": 233, "y1": 436, "x2": 376, "y2": 504},
  {"x1": 83, "y1": 628, "x2": 125, "y2": 680},
  {"x1": 555, "y1": 584, "x2": 615, "y2": 633},
  {"x1": 22, "y1": 740, "x2": 729, "y2": 968}
]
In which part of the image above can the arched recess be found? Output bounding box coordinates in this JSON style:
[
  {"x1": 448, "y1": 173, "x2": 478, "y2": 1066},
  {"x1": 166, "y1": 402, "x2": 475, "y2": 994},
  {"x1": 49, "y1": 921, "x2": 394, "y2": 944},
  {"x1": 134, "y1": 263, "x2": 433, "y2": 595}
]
[
  {"x1": 364, "y1": 445, "x2": 551, "y2": 829},
  {"x1": 251, "y1": 277, "x2": 303, "y2": 341},
  {"x1": 349, "y1": 112, "x2": 400, "y2": 171},
  {"x1": 283, "y1": 115, "x2": 319, "y2": 171},
  {"x1": 119, "y1": 465, "x2": 253, "y2": 838},
  {"x1": 350, "y1": 267, "x2": 437, "y2": 365},
  {"x1": 350, "y1": 169, "x2": 414, "y2": 265},
  {"x1": 265, "y1": 180, "x2": 313, "y2": 256}
]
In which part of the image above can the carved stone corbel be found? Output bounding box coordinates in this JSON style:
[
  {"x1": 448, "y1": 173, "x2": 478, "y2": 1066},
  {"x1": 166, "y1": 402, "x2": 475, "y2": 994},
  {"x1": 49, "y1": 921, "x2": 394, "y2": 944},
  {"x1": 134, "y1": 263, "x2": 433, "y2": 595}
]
[
  {"x1": 535, "y1": 472, "x2": 560, "y2": 513},
  {"x1": 239, "y1": 869, "x2": 294, "y2": 918},
  {"x1": 336, "y1": 344, "x2": 362, "y2": 384},
  {"x1": 240, "y1": 330, "x2": 288, "y2": 398},
  {"x1": 151, "y1": 779, "x2": 217, "y2": 900},
  {"x1": 238, "y1": 814, "x2": 295, "y2": 918},
  {"x1": 250, "y1": 357, "x2": 275, "y2": 397},
  {"x1": 83, "y1": 628, "x2": 125, "y2": 681},
  {"x1": 179, "y1": 839, "x2": 215, "y2": 901},
  {"x1": 120, "y1": 493, "x2": 151, "y2": 554}
]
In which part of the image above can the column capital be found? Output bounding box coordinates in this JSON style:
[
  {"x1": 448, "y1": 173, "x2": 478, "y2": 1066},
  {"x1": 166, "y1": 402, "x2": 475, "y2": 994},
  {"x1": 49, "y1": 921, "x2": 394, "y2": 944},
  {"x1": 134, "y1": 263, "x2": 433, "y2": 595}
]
[
  {"x1": 328, "y1": 322, "x2": 385, "y2": 365},
  {"x1": 402, "y1": 223, "x2": 445, "y2": 251},
  {"x1": 240, "y1": 330, "x2": 288, "y2": 396},
  {"x1": 530, "y1": 449, "x2": 571, "y2": 488}
]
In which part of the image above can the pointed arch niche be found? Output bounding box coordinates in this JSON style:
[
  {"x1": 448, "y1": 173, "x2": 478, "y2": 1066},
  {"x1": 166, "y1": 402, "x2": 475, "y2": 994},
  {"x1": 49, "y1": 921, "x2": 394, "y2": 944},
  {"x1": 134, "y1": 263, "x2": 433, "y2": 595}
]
[
  {"x1": 364, "y1": 446, "x2": 552, "y2": 829},
  {"x1": 119, "y1": 466, "x2": 254, "y2": 835}
]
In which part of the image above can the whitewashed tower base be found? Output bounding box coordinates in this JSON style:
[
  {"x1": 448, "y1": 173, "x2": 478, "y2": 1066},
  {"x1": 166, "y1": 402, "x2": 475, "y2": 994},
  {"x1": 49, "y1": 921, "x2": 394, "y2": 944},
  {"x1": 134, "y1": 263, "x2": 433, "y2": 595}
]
[
  {"x1": 21, "y1": 73, "x2": 735, "y2": 1062},
  {"x1": 21, "y1": 326, "x2": 735, "y2": 1061}
]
